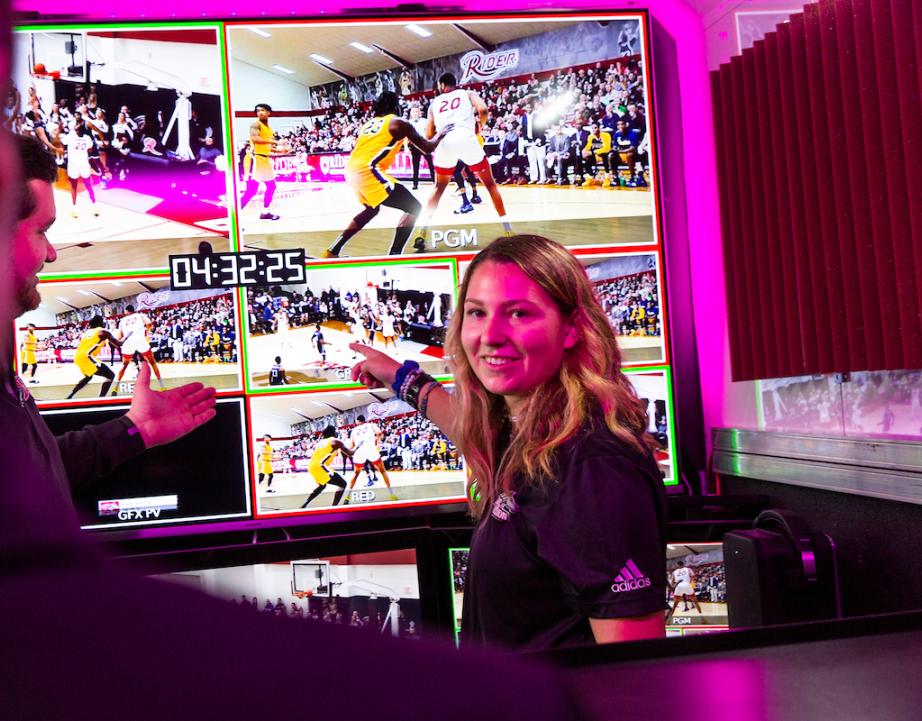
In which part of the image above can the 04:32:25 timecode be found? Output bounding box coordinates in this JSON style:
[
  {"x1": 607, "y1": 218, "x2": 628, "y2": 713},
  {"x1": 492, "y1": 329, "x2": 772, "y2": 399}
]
[{"x1": 169, "y1": 249, "x2": 307, "y2": 290}]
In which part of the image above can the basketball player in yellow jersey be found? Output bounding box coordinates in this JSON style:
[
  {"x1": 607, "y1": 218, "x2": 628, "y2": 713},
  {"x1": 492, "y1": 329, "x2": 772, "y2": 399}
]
[
  {"x1": 258, "y1": 434, "x2": 277, "y2": 493},
  {"x1": 21, "y1": 323, "x2": 39, "y2": 384},
  {"x1": 325, "y1": 92, "x2": 453, "y2": 258},
  {"x1": 300, "y1": 425, "x2": 354, "y2": 508},
  {"x1": 239, "y1": 103, "x2": 281, "y2": 221},
  {"x1": 66, "y1": 315, "x2": 123, "y2": 399}
]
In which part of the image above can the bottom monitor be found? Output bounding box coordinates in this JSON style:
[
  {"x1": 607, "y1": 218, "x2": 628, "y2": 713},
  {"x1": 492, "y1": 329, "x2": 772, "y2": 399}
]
[
  {"x1": 155, "y1": 549, "x2": 423, "y2": 640},
  {"x1": 449, "y1": 542, "x2": 729, "y2": 643}
]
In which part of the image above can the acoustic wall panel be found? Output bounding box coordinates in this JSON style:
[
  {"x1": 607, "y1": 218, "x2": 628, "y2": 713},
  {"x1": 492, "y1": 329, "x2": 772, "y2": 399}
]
[{"x1": 713, "y1": 0, "x2": 922, "y2": 380}]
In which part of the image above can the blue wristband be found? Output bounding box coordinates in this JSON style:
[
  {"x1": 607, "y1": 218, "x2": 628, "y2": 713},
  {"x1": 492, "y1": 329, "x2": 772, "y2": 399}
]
[{"x1": 391, "y1": 360, "x2": 420, "y2": 396}]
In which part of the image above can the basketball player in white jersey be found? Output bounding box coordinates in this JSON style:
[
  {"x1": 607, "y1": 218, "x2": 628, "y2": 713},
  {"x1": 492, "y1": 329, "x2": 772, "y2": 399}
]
[
  {"x1": 666, "y1": 560, "x2": 702, "y2": 621},
  {"x1": 274, "y1": 304, "x2": 294, "y2": 354},
  {"x1": 414, "y1": 73, "x2": 511, "y2": 248},
  {"x1": 113, "y1": 304, "x2": 165, "y2": 393},
  {"x1": 343, "y1": 414, "x2": 397, "y2": 503},
  {"x1": 63, "y1": 114, "x2": 98, "y2": 218}
]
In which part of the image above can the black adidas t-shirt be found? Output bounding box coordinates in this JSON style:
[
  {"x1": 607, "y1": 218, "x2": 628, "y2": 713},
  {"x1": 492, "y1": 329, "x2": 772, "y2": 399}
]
[{"x1": 460, "y1": 419, "x2": 667, "y2": 651}]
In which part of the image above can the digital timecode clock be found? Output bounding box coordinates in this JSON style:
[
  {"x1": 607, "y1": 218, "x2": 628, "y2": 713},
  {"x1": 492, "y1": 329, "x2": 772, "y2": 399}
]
[{"x1": 169, "y1": 249, "x2": 307, "y2": 290}]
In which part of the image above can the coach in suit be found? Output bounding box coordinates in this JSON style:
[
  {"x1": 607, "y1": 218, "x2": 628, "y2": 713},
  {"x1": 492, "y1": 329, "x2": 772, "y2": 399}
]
[{"x1": 546, "y1": 125, "x2": 573, "y2": 185}]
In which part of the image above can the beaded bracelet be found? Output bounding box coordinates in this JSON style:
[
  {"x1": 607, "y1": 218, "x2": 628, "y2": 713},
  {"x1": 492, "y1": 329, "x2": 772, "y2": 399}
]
[
  {"x1": 418, "y1": 379, "x2": 441, "y2": 419},
  {"x1": 392, "y1": 360, "x2": 420, "y2": 396},
  {"x1": 404, "y1": 371, "x2": 434, "y2": 408}
]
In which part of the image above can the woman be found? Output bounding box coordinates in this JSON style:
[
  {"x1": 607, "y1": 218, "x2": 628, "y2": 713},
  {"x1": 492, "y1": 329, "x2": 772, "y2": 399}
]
[{"x1": 351, "y1": 235, "x2": 667, "y2": 650}]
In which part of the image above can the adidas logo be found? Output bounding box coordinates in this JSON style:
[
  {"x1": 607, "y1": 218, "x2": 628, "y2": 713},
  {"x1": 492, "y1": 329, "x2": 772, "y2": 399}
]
[{"x1": 611, "y1": 559, "x2": 652, "y2": 593}]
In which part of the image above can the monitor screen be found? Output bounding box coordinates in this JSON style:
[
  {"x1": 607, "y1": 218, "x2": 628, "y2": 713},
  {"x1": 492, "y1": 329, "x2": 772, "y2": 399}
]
[
  {"x1": 665, "y1": 542, "x2": 729, "y2": 635},
  {"x1": 243, "y1": 258, "x2": 455, "y2": 390},
  {"x1": 154, "y1": 548, "x2": 423, "y2": 639},
  {"x1": 448, "y1": 541, "x2": 729, "y2": 643},
  {"x1": 11, "y1": 26, "x2": 233, "y2": 275},
  {"x1": 249, "y1": 388, "x2": 465, "y2": 518},
  {"x1": 41, "y1": 398, "x2": 251, "y2": 529},
  {"x1": 16, "y1": 277, "x2": 243, "y2": 404}
]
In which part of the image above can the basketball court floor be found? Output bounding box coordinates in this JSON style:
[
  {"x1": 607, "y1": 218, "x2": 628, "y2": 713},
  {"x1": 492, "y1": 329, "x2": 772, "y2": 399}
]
[
  {"x1": 247, "y1": 320, "x2": 450, "y2": 387},
  {"x1": 240, "y1": 182, "x2": 656, "y2": 258}
]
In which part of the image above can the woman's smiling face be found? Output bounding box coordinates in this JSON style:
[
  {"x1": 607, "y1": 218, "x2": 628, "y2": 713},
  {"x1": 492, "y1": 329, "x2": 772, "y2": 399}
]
[{"x1": 461, "y1": 260, "x2": 576, "y2": 414}]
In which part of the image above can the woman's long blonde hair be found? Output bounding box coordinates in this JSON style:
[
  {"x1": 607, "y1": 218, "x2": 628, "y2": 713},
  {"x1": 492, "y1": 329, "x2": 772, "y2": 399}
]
[{"x1": 445, "y1": 235, "x2": 653, "y2": 516}]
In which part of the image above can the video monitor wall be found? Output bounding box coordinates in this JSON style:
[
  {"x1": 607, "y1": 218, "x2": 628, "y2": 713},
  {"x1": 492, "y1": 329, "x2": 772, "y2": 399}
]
[{"x1": 10, "y1": 11, "x2": 677, "y2": 535}]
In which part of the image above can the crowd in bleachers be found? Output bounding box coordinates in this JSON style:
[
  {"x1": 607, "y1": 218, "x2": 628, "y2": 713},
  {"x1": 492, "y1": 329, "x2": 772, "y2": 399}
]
[
  {"x1": 596, "y1": 271, "x2": 660, "y2": 336},
  {"x1": 33, "y1": 294, "x2": 236, "y2": 364},
  {"x1": 277, "y1": 410, "x2": 460, "y2": 474},
  {"x1": 7, "y1": 81, "x2": 223, "y2": 184},
  {"x1": 248, "y1": 285, "x2": 448, "y2": 347},
  {"x1": 259, "y1": 56, "x2": 650, "y2": 187},
  {"x1": 233, "y1": 594, "x2": 422, "y2": 639}
]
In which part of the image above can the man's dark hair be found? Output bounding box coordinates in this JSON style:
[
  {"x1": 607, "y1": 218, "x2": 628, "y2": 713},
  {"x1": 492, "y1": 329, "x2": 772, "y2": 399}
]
[
  {"x1": 88, "y1": 315, "x2": 104, "y2": 329},
  {"x1": 17, "y1": 135, "x2": 58, "y2": 221},
  {"x1": 322, "y1": 424, "x2": 336, "y2": 438},
  {"x1": 274, "y1": 355, "x2": 281, "y2": 363},
  {"x1": 125, "y1": 304, "x2": 135, "y2": 313},
  {"x1": 357, "y1": 414, "x2": 366, "y2": 422},
  {"x1": 438, "y1": 72, "x2": 457, "y2": 89},
  {"x1": 373, "y1": 91, "x2": 399, "y2": 117},
  {"x1": 254, "y1": 103, "x2": 272, "y2": 113}
]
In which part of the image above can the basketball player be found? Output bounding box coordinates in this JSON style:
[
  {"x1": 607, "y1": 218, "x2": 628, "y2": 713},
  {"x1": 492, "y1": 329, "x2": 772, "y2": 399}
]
[
  {"x1": 311, "y1": 323, "x2": 329, "y2": 367},
  {"x1": 268, "y1": 355, "x2": 288, "y2": 385},
  {"x1": 66, "y1": 315, "x2": 122, "y2": 399},
  {"x1": 414, "y1": 73, "x2": 511, "y2": 248},
  {"x1": 300, "y1": 425, "x2": 353, "y2": 508},
  {"x1": 63, "y1": 114, "x2": 99, "y2": 218},
  {"x1": 380, "y1": 309, "x2": 398, "y2": 352},
  {"x1": 324, "y1": 92, "x2": 453, "y2": 258},
  {"x1": 666, "y1": 561, "x2": 702, "y2": 621},
  {"x1": 274, "y1": 303, "x2": 292, "y2": 353},
  {"x1": 239, "y1": 103, "x2": 280, "y2": 221},
  {"x1": 20, "y1": 322, "x2": 39, "y2": 384},
  {"x1": 258, "y1": 434, "x2": 276, "y2": 493},
  {"x1": 343, "y1": 414, "x2": 397, "y2": 503},
  {"x1": 113, "y1": 304, "x2": 165, "y2": 393}
]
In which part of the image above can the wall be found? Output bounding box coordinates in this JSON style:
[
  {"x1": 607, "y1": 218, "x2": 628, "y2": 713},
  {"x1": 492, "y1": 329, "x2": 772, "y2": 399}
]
[{"x1": 228, "y1": 58, "x2": 310, "y2": 113}]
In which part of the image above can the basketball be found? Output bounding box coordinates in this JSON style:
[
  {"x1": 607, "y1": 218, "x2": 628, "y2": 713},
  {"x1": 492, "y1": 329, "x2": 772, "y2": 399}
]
[{"x1": 33, "y1": 62, "x2": 47, "y2": 75}]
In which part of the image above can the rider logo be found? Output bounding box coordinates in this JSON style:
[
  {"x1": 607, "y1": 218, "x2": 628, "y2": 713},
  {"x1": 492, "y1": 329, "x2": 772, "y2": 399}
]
[
  {"x1": 319, "y1": 154, "x2": 347, "y2": 175},
  {"x1": 459, "y1": 49, "x2": 521, "y2": 83}
]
